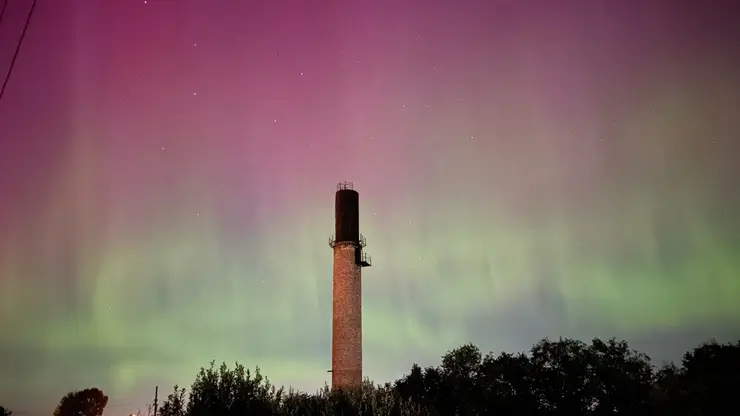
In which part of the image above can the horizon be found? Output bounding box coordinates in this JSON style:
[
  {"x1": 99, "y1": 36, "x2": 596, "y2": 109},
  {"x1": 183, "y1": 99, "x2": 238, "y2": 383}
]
[
  {"x1": 6, "y1": 336, "x2": 736, "y2": 416},
  {"x1": 6, "y1": 335, "x2": 736, "y2": 415},
  {"x1": 2, "y1": 0, "x2": 740, "y2": 415}
]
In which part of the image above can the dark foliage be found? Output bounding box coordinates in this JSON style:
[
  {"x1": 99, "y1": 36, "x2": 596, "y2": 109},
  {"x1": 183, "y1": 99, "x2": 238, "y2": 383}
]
[
  {"x1": 53, "y1": 388, "x2": 109, "y2": 416},
  {"x1": 152, "y1": 337, "x2": 738, "y2": 415},
  {"x1": 0, "y1": 405, "x2": 11, "y2": 416}
]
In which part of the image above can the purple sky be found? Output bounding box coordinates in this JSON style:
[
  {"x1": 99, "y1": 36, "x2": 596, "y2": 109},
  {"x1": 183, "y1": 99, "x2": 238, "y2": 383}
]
[{"x1": 1, "y1": 1, "x2": 739, "y2": 415}]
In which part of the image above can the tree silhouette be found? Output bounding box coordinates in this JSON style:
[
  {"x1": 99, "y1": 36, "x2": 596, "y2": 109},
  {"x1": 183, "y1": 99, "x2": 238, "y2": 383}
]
[
  {"x1": 586, "y1": 338, "x2": 654, "y2": 415},
  {"x1": 157, "y1": 386, "x2": 186, "y2": 416},
  {"x1": 667, "y1": 339, "x2": 740, "y2": 415},
  {"x1": 652, "y1": 362, "x2": 686, "y2": 415},
  {"x1": 53, "y1": 388, "x2": 109, "y2": 416},
  {"x1": 478, "y1": 351, "x2": 539, "y2": 414},
  {"x1": 151, "y1": 337, "x2": 740, "y2": 415},
  {"x1": 0, "y1": 405, "x2": 12, "y2": 416}
]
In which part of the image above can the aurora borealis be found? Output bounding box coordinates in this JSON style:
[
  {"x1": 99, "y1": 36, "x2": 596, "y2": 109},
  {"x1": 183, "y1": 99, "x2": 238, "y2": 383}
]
[{"x1": 1, "y1": 0, "x2": 740, "y2": 414}]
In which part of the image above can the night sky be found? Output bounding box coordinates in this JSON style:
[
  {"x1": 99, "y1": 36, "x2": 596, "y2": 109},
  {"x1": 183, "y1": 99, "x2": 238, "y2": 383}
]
[{"x1": 1, "y1": 0, "x2": 740, "y2": 414}]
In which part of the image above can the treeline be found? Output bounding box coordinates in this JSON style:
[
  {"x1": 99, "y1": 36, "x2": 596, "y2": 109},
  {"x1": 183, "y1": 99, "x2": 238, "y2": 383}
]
[
  {"x1": 5, "y1": 337, "x2": 738, "y2": 416},
  {"x1": 156, "y1": 337, "x2": 739, "y2": 416}
]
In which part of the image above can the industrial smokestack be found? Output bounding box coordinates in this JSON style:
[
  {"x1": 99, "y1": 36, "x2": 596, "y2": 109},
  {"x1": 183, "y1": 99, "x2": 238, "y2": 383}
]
[{"x1": 329, "y1": 181, "x2": 371, "y2": 390}]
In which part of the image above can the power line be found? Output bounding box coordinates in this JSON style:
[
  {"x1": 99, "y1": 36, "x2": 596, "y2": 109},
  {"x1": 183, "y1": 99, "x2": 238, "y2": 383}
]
[
  {"x1": 0, "y1": 0, "x2": 8, "y2": 30},
  {"x1": 0, "y1": 0, "x2": 37, "y2": 103}
]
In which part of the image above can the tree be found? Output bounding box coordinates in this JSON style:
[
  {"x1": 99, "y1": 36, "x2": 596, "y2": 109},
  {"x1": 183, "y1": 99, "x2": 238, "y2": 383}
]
[
  {"x1": 586, "y1": 338, "x2": 655, "y2": 415},
  {"x1": 478, "y1": 351, "x2": 539, "y2": 414},
  {"x1": 0, "y1": 405, "x2": 12, "y2": 416},
  {"x1": 153, "y1": 337, "x2": 740, "y2": 415},
  {"x1": 653, "y1": 362, "x2": 687, "y2": 415},
  {"x1": 439, "y1": 343, "x2": 482, "y2": 415},
  {"x1": 53, "y1": 388, "x2": 109, "y2": 416},
  {"x1": 158, "y1": 386, "x2": 186, "y2": 416},
  {"x1": 667, "y1": 339, "x2": 740, "y2": 415},
  {"x1": 396, "y1": 364, "x2": 445, "y2": 415},
  {"x1": 184, "y1": 361, "x2": 283, "y2": 415},
  {"x1": 530, "y1": 337, "x2": 593, "y2": 415}
]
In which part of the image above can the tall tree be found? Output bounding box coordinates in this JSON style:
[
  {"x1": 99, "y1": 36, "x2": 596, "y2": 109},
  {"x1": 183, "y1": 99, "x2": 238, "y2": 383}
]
[
  {"x1": 478, "y1": 351, "x2": 540, "y2": 414},
  {"x1": 439, "y1": 343, "x2": 482, "y2": 415},
  {"x1": 53, "y1": 388, "x2": 108, "y2": 416},
  {"x1": 676, "y1": 339, "x2": 740, "y2": 415},
  {"x1": 530, "y1": 338, "x2": 592, "y2": 415},
  {"x1": 0, "y1": 405, "x2": 12, "y2": 416},
  {"x1": 586, "y1": 338, "x2": 654, "y2": 415}
]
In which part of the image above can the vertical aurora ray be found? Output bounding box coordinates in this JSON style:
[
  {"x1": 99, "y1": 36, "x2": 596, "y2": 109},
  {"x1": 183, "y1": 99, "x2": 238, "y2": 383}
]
[{"x1": 1, "y1": 0, "x2": 739, "y2": 414}]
